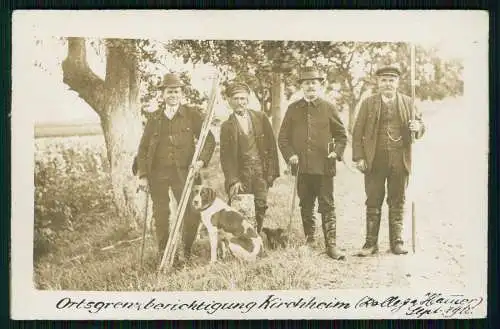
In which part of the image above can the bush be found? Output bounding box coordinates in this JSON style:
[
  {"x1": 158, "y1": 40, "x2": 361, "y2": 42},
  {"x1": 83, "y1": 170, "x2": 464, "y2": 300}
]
[{"x1": 34, "y1": 136, "x2": 114, "y2": 259}]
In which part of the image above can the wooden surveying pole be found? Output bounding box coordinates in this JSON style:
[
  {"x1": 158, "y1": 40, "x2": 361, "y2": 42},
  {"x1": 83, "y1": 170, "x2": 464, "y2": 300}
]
[
  {"x1": 410, "y1": 44, "x2": 417, "y2": 254},
  {"x1": 157, "y1": 73, "x2": 220, "y2": 274}
]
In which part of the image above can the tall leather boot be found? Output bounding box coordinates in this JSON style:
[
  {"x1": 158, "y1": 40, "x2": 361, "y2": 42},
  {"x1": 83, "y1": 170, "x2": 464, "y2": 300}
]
[
  {"x1": 255, "y1": 205, "x2": 267, "y2": 234},
  {"x1": 389, "y1": 207, "x2": 408, "y2": 255},
  {"x1": 356, "y1": 208, "x2": 382, "y2": 257},
  {"x1": 321, "y1": 210, "x2": 346, "y2": 260},
  {"x1": 300, "y1": 208, "x2": 316, "y2": 244}
]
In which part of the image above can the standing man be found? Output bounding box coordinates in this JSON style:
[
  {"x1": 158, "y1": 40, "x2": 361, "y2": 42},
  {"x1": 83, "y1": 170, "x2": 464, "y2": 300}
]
[
  {"x1": 220, "y1": 82, "x2": 280, "y2": 234},
  {"x1": 352, "y1": 65, "x2": 425, "y2": 256},
  {"x1": 278, "y1": 67, "x2": 348, "y2": 260},
  {"x1": 136, "y1": 72, "x2": 216, "y2": 261}
]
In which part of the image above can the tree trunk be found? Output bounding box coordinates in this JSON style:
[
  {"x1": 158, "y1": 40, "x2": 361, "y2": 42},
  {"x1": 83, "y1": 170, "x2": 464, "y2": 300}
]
[
  {"x1": 101, "y1": 39, "x2": 144, "y2": 229},
  {"x1": 270, "y1": 72, "x2": 284, "y2": 137},
  {"x1": 62, "y1": 38, "x2": 144, "y2": 231}
]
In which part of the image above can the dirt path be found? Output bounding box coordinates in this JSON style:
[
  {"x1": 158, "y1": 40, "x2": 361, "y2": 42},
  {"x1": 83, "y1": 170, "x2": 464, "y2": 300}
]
[{"x1": 305, "y1": 99, "x2": 487, "y2": 290}]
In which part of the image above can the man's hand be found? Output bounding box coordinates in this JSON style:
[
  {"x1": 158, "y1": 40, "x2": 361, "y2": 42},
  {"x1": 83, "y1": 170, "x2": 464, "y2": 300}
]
[
  {"x1": 230, "y1": 181, "x2": 243, "y2": 197},
  {"x1": 193, "y1": 160, "x2": 205, "y2": 172},
  {"x1": 137, "y1": 177, "x2": 149, "y2": 193},
  {"x1": 355, "y1": 159, "x2": 367, "y2": 173},
  {"x1": 327, "y1": 151, "x2": 337, "y2": 159},
  {"x1": 289, "y1": 155, "x2": 299, "y2": 165},
  {"x1": 266, "y1": 176, "x2": 274, "y2": 187},
  {"x1": 409, "y1": 120, "x2": 422, "y2": 132}
]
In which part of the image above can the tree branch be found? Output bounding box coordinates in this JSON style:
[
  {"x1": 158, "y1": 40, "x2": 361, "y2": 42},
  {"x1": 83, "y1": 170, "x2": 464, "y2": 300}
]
[{"x1": 62, "y1": 37, "x2": 106, "y2": 116}]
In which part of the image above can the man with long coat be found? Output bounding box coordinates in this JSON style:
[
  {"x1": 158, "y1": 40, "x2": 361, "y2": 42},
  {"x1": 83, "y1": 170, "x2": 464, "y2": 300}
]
[
  {"x1": 136, "y1": 73, "x2": 216, "y2": 261},
  {"x1": 278, "y1": 67, "x2": 348, "y2": 260},
  {"x1": 352, "y1": 65, "x2": 425, "y2": 256},
  {"x1": 219, "y1": 82, "x2": 280, "y2": 234}
]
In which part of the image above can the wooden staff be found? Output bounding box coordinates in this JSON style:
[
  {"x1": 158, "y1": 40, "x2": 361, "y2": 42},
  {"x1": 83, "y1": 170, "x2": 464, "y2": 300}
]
[
  {"x1": 157, "y1": 73, "x2": 220, "y2": 274},
  {"x1": 287, "y1": 164, "x2": 299, "y2": 241},
  {"x1": 410, "y1": 44, "x2": 417, "y2": 254},
  {"x1": 139, "y1": 191, "x2": 149, "y2": 268}
]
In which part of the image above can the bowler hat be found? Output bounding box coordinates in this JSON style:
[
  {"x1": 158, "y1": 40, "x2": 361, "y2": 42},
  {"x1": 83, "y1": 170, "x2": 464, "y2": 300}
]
[
  {"x1": 375, "y1": 65, "x2": 401, "y2": 78},
  {"x1": 161, "y1": 73, "x2": 185, "y2": 88},
  {"x1": 298, "y1": 67, "x2": 324, "y2": 83},
  {"x1": 226, "y1": 82, "x2": 251, "y2": 97}
]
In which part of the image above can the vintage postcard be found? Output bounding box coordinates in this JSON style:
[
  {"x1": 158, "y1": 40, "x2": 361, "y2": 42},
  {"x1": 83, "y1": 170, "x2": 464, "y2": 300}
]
[{"x1": 11, "y1": 10, "x2": 488, "y2": 320}]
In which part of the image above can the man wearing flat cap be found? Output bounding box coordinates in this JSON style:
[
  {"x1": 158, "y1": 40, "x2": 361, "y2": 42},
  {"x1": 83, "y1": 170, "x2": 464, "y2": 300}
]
[
  {"x1": 136, "y1": 72, "x2": 216, "y2": 261},
  {"x1": 220, "y1": 82, "x2": 280, "y2": 234},
  {"x1": 352, "y1": 64, "x2": 425, "y2": 256},
  {"x1": 278, "y1": 67, "x2": 348, "y2": 260}
]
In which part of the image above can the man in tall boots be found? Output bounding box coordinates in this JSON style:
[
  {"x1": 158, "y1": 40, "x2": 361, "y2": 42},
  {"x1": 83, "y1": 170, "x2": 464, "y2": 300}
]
[
  {"x1": 352, "y1": 65, "x2": 425, "y2": 256},
  {"x1": 220, "y1": 82, "x2": 280, "y2": 234},
  {"x1": 136, "y1": 73, "x2": 216, "y2": 262},
  {"x1": 278, "y1": 67, "x2": 348, "y2": 260}
]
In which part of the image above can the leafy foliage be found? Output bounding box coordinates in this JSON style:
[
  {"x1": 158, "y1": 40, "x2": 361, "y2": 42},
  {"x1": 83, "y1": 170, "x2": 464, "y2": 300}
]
[
  {"x1": 34, "y1": 136, "x2": 114, "y2": 259},
  {"x1": 165, "y1": 40, "x2": 464, "y2": 114}
]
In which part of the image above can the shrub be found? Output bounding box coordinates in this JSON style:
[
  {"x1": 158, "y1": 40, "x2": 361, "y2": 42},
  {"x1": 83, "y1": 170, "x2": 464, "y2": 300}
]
[{"x1": 34, "y1": 136, "x2": 114, "y2": 259}]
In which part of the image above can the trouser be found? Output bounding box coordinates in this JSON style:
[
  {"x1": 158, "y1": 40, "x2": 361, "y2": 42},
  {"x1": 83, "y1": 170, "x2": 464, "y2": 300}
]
[
  {"x1": 365, "y1": 148, "x2": 408, "y2": 247},
  {"x1": 237, "y1": 161, "x2": 269, "y2": 233},
  {"x1": 149, "y1": 166, "x2": 201, "y2": 258},
  {"x1": 297, "y1": 174, "x2": 335, "y2": 241}
]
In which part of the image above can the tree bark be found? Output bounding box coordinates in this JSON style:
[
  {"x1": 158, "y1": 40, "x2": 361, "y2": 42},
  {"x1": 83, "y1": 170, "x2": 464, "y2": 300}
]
[
  {"x1": 62, "y1": 38, "x2": 144, "y2": 230},
  {"x1": 62, "y1": 38, "x2": 105, "y2": 117},
  {"x1": 101, "y1": 39, "x2": 144, "y2": 229}
]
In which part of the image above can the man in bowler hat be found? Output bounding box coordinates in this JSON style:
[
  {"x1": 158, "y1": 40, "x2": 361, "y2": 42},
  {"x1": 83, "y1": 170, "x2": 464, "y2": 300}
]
[
  {"x1": 352, "y1": 65, "x2": 425, "y2": 256},
  {"x1": 136, "y1": 72, "x2": 216, "y2": 261},
  {"x1": 219, "y1": 82, "x2": 280, "y2": 233},
  {"x1": 278, "y1": 67, "x2": 348, "y2": 260}
]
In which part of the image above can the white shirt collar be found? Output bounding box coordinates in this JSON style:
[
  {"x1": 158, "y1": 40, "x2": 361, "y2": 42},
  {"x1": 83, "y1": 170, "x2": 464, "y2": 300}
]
[
  {"x1": 164, "y1": 104, "x2": 179, "y2": 119},
  {"x1": 234, "y1": 110, "x2": 250, "y2": 134},
  {"x1": 381, "y1": 94, "x2": 396, "y2": 104}
]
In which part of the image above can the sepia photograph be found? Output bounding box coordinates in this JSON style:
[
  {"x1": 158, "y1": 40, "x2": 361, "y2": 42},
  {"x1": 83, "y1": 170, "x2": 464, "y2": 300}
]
[{"x1": 11, "y1": 10, "x2": 488, "y2": 320}]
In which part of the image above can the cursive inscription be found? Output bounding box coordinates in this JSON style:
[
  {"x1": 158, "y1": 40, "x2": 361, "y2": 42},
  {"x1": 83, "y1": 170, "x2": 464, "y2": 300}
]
[{"x1": 355, "y1": 292, "x2": 484, "y2": 318}]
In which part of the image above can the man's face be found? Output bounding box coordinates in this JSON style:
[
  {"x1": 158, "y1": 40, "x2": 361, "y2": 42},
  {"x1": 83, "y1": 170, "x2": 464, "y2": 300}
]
[
  {"x1": 162, "y1": 87, "x2": 182, "y2": 107},
  {"x1": 300, "y1": 79, "x2": 322, "y2": 99},
  {"x1": 228, "y1": 92, "x2": 249, "y2": 113},
  {"x1": 377, "y1": 75, "x2": 399, "y2": 97}
]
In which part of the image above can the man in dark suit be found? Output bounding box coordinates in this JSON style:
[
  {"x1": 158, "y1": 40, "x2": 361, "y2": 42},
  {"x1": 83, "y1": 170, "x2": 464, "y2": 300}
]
[
  {"x1": 136, "y1": 73, "x2": 216, "y2": 260},
  {"x1": 352, "y1": 65, "x2": 425, "y2": 256},
  {"x1": 278, "y1": 67, "x2": 348, "y2": 260},
  {"x1": 220, "y1": 82, "x2": 280, "y2": 234}
]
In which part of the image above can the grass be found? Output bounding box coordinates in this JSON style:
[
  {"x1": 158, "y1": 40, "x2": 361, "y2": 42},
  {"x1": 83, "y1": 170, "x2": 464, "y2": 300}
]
[{"x1": 34, "y1": 97, "x2": 476, "y2": 292}]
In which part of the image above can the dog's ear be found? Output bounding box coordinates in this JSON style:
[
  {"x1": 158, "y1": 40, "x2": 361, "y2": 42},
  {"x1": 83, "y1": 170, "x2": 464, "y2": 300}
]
[{"x1": 204, "y1": 187, "x2": 217, "y2": 205}]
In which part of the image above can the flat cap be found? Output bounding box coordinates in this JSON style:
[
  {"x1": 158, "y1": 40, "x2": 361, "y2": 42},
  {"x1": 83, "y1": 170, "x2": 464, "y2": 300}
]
[
  {"x1": 375, "y1": 65, "x2": 401, "y2": 78},
  {"x1": 161, "y1": 73, "x2": 185, "y2": 88},
  {"x1": 226, "y1": 82, "x2": 251, "y2": 96},
  {"x1": 298, "y1": 67, "x2": 324, "y2": 83}
]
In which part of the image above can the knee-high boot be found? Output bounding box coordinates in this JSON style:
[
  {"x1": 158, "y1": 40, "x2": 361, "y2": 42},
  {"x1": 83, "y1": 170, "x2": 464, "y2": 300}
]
[
  {"x1": 356, "y1": 208, "x2": 381, "y2": 257},
  {"x1": 255, "y1": 205, "x2": 267, "y2": 234},
  {"x1": 300, "y1": 208, "x2": 316, "y2": 243},
  {"x1": 389, "y1": 207, "x2": 408, "y2": 255},
  {"x1": 321, "y1": 210, "x2": 345, "y2": 260}
]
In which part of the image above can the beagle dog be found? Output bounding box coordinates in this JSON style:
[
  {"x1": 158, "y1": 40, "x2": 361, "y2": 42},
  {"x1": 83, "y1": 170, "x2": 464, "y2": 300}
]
[{"x1": 191, "y1": 184, "x2": 263, "y2": 263}]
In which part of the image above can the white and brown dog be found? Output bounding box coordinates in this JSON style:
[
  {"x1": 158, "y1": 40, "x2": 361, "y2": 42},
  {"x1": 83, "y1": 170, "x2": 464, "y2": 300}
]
[{"x1": 191, "y1": 184, "x2": 263, "y2": 263}]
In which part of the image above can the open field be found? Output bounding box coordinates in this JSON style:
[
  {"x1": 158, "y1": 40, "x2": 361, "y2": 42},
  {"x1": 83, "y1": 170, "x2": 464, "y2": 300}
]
[{"x1": 33, "y1": 97, "x2": 487, "y2": 292}]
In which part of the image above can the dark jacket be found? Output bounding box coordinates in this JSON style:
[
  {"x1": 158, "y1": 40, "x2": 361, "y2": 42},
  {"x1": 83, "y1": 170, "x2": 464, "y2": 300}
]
[
  {"x1": 352, "y1": 92, "x2": 425, "y2": 174},
  {"x1": 136, "y1": 104, "x2": 216, "y2": 178},
  {"x1": 220, "y1": 110, "x2": 280, "y2": 193},
  {"x1": 278, "y1": 97, "x2": 347, "y2": 176}
]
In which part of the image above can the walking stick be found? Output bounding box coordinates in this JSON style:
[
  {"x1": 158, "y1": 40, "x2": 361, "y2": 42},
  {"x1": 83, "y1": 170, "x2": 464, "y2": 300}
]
[
  {"x1": 410, "y1": 44, "x2": 417, "y2": 254},
  {"x1": 287, "y1": 163, "x2": 299, "y2": 240},
  {"x1": 140, "y1": 191, "x2": 149, "y2": 268}
]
